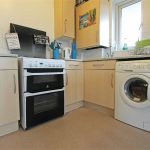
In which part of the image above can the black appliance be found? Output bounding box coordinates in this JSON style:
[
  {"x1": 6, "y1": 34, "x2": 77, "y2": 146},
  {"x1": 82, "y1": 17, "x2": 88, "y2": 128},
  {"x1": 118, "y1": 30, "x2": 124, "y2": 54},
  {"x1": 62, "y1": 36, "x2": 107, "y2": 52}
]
[{"x1": 10, "y1": 23, "x2": 46, "y2": 58}]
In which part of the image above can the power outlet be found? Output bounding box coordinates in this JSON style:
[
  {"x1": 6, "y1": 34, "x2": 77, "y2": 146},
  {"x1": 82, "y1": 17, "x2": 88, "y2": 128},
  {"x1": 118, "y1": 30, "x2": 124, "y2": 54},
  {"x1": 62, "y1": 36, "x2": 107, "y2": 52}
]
[{"x1": 0, "y1": 33, "x2": 9, "y2": 50}]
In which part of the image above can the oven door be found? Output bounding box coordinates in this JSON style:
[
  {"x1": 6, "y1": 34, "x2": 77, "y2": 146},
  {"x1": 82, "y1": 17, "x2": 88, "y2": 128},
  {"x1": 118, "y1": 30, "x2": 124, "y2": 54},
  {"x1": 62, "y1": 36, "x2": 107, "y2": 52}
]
[
  {"x1": 24, "y1": 89, "x2": 64, "y2": 129},
  {"x1": 24, "y1": 68, "x2": 64, "y2": 93}
]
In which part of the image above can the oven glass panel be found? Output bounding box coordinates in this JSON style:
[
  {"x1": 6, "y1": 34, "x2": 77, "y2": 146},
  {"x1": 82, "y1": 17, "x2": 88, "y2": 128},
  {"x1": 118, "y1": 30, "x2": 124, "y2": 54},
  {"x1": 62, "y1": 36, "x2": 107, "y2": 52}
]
[
  {"x1": 27, "y1": 74, "x2": 64, "y2": 92},
  {"x1": 34, "y1": 93, "x2": 59, "y2": 115},
  {"x1": 124, "y1": 78, "x2": 148, "y2": 102},
  {"x1": 26, "y1": 91, "x2": 64, "y2": 129},
  {"x1": 33, "y1": 75, "x2": 57, "y2": 84}
]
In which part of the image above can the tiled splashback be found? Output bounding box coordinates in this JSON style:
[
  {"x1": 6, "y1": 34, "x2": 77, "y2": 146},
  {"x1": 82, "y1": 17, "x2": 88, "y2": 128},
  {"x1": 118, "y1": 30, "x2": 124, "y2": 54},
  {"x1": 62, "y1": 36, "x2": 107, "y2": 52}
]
[
  {"x1": 77, "y1": 48, "x2": 111, "y2": 60},
  {"x1": 55, "y1": 38, "x2": 111, "y2": 60}
]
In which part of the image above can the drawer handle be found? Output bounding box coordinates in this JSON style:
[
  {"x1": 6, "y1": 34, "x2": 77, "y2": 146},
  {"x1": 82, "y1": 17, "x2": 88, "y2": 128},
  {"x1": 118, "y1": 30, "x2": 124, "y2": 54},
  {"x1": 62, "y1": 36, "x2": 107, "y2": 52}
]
[
  {"x1": 111, "y1": 73, "x2": 113, "y2": 88},
  {"x1": 13, "y1": 74, "x2": 16, "y2": 94},
  {"x1": 69, "y1": 64, "x2": 79, "y2": 67},
  {"x1": 93, "y1": 64, "x2": 104, "y2": 67}
]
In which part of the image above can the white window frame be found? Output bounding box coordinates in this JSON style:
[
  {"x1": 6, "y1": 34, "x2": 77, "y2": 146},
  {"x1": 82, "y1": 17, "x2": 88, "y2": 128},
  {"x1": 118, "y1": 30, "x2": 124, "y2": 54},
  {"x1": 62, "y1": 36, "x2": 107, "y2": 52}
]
[{"x1": 115, "y1": 0, "x2": 141, "y2": 50}]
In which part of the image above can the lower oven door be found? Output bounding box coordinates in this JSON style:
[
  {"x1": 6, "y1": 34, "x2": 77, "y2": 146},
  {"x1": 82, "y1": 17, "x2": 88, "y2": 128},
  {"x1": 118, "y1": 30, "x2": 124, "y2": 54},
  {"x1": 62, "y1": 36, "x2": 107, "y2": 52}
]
[{"x1": 23, "y1": 89, "x2": 64, "y2": 129}]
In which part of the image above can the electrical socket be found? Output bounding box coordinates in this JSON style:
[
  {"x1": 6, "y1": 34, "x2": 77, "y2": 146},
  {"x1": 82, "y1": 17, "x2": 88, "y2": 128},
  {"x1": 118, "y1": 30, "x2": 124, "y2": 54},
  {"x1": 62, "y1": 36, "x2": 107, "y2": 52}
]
[{"x1": 0, "y1": 33, "x2": 8, "y2": 50}]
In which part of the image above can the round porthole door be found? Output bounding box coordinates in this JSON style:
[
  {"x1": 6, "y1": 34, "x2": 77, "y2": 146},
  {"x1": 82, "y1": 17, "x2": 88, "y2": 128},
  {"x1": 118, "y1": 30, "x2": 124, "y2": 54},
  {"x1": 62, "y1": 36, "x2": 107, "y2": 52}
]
[{"x1": 120, "y1": 74, "x2": 150, "y2": 108}]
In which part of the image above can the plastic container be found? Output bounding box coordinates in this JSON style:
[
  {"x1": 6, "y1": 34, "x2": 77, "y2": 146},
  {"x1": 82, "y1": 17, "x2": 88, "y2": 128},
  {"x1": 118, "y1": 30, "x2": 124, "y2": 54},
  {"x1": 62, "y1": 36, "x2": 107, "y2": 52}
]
[
  {"x1": 122, "y1": 43, "x2": 128, "y2": 51},
  {"x1": 64, "y1": 47, "x2": 71, "y2": 59},
  {"x1": 53, "y1": 48, "x2": 59, "y2": 59},
  {"x1": 71, "y1": 43, "x2": 77, "y2": 59},
  {"x1": 122, "y1": 38, "x2": 128, "y2": 51}
]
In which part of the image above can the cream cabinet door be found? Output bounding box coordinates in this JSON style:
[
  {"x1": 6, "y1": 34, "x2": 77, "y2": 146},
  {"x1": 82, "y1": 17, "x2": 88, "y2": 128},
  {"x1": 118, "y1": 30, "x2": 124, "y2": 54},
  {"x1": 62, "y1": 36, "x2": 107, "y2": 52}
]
[
  {"x1": 76, "y1": 0, "x2": 100, "y2": 48},
  {"x1": 84, "y1": 70, "x2": 114, "y2": 109},
  {"x1": 54, "y1": 0, "x2": 75, "y2": 39},
  {"x1": 0, "y1": 70, "x2": 20, "y2": 126},
  {"x1": 54, "y1": 0, "x2": 63, "y2": 39},
  {"x1": 76, "y1": 70, "x2": 84, "y2": 102},
  {"x1": 63, "y1": 0, "x2": 75, "y2": 38},
  {"x1": 65, "y1": 70, "x2": 83, "y2": 106},
  {"x1": 142, "y1": 0, "x2": 150, "y2": 39},
  {"x1": 65, "y1": 70, "x2": 76, "y2": 105}
]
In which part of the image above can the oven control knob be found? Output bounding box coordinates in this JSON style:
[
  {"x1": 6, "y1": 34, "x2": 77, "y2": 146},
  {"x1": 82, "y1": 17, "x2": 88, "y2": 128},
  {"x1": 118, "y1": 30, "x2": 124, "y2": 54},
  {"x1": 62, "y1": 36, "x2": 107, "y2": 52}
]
[
  {"x1": 48, "y1": 64, "x2": 51, "y2": 67},
  {"x1": 34, "y1": 63, "x2": 37, "y2": 67},
  {"x1": 29, "y1": 63, "x2": 32, "y2": 67}
]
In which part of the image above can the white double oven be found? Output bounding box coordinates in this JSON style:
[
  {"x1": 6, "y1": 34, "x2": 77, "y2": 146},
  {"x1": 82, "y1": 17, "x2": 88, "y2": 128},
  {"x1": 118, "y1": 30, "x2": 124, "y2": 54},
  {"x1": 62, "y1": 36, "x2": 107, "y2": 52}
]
[{"x1": 18, "y1": 57, "x2": 65, "y2": 129}]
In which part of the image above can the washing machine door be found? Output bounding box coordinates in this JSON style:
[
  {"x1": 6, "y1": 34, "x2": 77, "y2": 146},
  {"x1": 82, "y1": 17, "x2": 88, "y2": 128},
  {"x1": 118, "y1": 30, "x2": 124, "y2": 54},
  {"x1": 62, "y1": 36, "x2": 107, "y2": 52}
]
[{"x1": 120, "y1": 74, "x2": 150, "y2": 108}]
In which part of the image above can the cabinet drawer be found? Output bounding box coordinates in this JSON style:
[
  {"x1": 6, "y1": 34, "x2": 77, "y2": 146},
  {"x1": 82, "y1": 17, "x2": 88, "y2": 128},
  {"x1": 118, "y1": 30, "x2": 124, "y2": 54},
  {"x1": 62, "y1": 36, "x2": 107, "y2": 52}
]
[
  {"x1": 65, "y1": 61, "x2": 83, "y2": 69},
  {"x1": 0, "y1": 57, "x2": 18, "y2": 70},
  {"x1": 84, "y1": 60, "x2": 116, "y2": 70}
]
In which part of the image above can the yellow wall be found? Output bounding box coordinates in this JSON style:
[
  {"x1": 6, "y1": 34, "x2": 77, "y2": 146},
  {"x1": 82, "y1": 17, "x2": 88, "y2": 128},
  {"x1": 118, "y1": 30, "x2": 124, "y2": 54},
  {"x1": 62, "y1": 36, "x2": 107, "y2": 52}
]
[{"x1": 0, "y1": 0, "x2": 54, "y2": 54}]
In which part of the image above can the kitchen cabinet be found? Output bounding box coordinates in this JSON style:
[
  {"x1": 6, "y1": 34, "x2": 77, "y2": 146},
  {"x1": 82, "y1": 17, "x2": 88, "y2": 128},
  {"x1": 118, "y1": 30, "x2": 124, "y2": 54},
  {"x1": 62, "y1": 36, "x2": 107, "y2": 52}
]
[
  {"x1": 84, "y1": 60, "x2": 116, "y2": 109},
  {"x1": 76, "y1": 0, "x2": 110, "y2": 49},
  {"x1": 141, "y1": 0, "x2": 150, "y2": 39},
  {"x1": 65, "y1": 61, "x2": 83, "y2": 109},
  {"x1": 0, "y1": 57, "x2": 20, "y2": 136},
  {"x1": 54, "y1": 0, "x2": 75, "y2": 39}
]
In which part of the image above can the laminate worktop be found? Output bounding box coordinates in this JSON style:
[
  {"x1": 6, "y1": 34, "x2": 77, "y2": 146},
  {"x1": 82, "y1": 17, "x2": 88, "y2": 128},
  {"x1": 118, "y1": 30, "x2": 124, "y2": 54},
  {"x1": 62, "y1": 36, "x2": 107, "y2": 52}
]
[
  {"x1": 65, "y1": 55, "x2": 150, "y2": 62},
  {"x1": 0, "y1": 54, "x2": 18, "y2": 57}
]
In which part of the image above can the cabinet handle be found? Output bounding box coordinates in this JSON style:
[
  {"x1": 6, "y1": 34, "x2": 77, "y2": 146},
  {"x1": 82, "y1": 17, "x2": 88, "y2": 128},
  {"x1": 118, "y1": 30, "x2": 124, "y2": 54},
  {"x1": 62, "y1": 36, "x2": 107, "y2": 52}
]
[
  {"x1": 93, "y1": 64, "x2": 104, "y2": 67},
  {"x1": 13, "y1": 74, "x2": 16, "y2": 94},
  {"x1": 96, "y1": 30, "x2": 99, "y2": 43},
  {"x1": 66, "y1": 72, "x2": 68, "y2": 86},
  {"x1": 64, "y1": 19, "x2": 67, "y2": 34},
  {"x1": 69, "y1": 64, "x2": 79, "y2": 67},
  {"x1": 111, "y1": 73, "x2": 113, "y2": 88}
]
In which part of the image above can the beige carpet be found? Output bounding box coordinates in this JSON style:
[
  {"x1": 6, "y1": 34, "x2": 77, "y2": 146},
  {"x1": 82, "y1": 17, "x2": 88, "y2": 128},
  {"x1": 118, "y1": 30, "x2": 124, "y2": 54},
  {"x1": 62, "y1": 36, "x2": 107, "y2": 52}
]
[{"x1": 0, "y1": 108, "x2": 150, "y2": 150}]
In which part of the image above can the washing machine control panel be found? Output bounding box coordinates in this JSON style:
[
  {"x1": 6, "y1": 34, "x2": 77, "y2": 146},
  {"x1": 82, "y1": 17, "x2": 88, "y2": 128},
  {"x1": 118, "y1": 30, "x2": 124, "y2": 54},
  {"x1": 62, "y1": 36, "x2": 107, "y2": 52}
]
[{"x1": 116, "y1": 61, "x2": 150, "y2": 72}]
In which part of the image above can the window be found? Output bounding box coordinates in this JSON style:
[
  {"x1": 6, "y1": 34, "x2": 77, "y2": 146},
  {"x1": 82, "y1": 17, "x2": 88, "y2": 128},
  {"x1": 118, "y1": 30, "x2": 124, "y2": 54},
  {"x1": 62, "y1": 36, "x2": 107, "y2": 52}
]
[{"x1": 116, "y1": 0, "x2": 141, "y2": 50}]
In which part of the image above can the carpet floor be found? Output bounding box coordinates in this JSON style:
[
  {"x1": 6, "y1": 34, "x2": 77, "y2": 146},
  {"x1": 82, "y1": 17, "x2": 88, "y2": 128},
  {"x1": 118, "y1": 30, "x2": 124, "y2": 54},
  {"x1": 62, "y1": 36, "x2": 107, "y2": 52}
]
[{"x1": 0, "y1": 108, "x2": 150, "y2": 150}]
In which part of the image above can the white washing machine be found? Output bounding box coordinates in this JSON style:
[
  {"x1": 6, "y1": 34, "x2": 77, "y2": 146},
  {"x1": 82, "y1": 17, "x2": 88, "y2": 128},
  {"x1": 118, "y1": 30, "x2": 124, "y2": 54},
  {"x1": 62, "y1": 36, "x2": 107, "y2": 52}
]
[{"x1": 115, "y1": 60, "x2": 150, "y2": 132}]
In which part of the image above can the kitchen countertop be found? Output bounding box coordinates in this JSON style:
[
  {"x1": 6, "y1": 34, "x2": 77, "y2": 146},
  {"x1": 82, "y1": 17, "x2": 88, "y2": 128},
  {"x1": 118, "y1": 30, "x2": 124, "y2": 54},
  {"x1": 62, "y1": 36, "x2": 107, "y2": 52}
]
[
  {"x1": 0, "y1": 54, "x2": 149, "y2": 60},
  {"x1": 65, "y1": 55, "x2": 150, "y2": 62},
  {"x1": 65, "y1": 58, "x2": 83, "y2": 62},
  {"x1": 0, "y1": 53, "x2": 18, "y2": 57}
]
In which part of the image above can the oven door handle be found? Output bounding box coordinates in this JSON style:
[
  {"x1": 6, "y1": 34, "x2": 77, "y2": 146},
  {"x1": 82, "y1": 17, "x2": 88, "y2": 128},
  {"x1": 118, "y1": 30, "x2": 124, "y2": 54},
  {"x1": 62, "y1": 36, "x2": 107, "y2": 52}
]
[
  {"x1": 24, "y1": 88, "x2": 64, "y2": 97},
  {"x1": 25, "y1": 72, "x2": 65, "y2": 76}
]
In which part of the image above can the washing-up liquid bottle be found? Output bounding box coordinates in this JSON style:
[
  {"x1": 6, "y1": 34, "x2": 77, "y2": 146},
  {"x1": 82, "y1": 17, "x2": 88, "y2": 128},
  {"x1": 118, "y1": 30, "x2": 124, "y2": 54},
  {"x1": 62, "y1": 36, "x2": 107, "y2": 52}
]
[
  {"x1": 71, "y1": 42, "x2": 77, "y2": 59},
  {"x1": 122, "y1": 38, "x2": 128, "y2": 51},
  {"x1": 53, "y1": 47, "x2": 59, "y2": 59}
]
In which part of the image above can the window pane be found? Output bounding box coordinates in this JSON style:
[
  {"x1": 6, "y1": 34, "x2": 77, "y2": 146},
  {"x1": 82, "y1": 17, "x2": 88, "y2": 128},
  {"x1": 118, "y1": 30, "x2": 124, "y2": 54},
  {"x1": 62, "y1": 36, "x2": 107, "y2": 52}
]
[{"x1": 120, "y1": 2, "x2": 141, "y2": 48}]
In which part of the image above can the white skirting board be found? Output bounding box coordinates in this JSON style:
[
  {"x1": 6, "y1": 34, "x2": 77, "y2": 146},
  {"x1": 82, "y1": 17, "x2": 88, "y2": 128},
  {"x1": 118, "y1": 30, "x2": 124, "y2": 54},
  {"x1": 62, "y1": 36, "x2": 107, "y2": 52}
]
[
  {"x1": 84, "y1": 101, "x2": 114, "y2": 117},
  {"x1": 0, "y1": 121, "x2": 19, "y2": 136},
  {"x1": 65, "y1": 101, "x2": 84, "y2": 113},
  {"x1": 65, "y1": 100, "x2": 114, "y2": 117}
]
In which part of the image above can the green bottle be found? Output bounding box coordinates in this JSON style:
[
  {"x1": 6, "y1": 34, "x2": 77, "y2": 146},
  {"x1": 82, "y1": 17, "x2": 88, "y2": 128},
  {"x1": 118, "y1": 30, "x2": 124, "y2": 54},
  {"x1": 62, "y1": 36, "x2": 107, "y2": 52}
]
[
  {"x1": 122, "y1": 38, "x2": 128, "y2": 50},
  {"x1": 122, "y1": 43, "x2": 128, "y2": 50}
]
